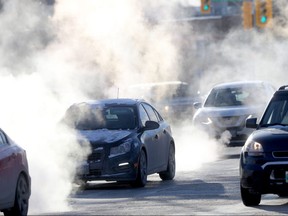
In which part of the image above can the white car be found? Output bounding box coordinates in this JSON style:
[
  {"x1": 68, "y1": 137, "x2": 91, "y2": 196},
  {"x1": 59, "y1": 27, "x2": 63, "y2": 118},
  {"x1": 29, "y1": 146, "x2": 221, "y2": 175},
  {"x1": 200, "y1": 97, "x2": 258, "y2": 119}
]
[{"x1": 192, "y1": 81, "x2": 275, "y2": 146}]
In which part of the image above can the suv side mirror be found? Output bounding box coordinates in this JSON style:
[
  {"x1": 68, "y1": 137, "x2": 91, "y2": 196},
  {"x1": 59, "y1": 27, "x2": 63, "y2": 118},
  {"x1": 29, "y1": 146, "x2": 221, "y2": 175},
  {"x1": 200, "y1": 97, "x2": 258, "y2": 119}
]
[{"x1": 246, "y1": 118, "x2": 258, "y2": 128}]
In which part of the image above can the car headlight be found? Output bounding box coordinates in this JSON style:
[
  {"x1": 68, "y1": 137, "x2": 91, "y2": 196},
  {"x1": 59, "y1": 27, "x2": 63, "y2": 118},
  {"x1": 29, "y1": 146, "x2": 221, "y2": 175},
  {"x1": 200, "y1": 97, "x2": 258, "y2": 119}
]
[
  {"x1": 110, "y1": 139, "x2": 132, "y2": 157},
  {"x1": 194, "y1": 115, "x2": 212, "y2": 125},
  {"x1": 201, "y1": 117, "x2": 212, "y2": 125},
  {"x1": 164, "y1": 105, "x2": 169, "y2": 112},
  {"x1": 243, "y1": 138, "x2": 264, "y2": 156}
]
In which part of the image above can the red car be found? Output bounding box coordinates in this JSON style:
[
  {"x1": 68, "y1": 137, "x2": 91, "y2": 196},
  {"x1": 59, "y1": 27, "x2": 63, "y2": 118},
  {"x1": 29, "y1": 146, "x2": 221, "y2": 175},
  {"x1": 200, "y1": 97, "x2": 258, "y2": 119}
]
[{"x1": 0, "y1": 128, "x2": 31, "y2": 216}]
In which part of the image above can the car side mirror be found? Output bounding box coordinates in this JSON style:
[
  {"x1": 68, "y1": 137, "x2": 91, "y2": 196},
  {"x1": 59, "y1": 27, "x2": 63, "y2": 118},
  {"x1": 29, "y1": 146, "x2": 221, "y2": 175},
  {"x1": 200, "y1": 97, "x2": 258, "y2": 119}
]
[
  {"x1": 144, "y1": 121, "x2": 160, "y2": 130},
  {"x1": 193, "y1": 102, "x2": 202, "y2": 109},
  {"x1": 246, "y1": 117, "x2": 258, "y2": 128}
]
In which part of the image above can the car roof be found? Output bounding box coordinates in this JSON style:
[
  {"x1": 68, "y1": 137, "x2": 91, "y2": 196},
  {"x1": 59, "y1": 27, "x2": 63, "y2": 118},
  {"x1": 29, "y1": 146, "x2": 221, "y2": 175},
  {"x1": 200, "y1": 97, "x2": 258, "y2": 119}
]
[
  {"x1": 212, "y1": 80, "x2": 271, "y2": 89},
  {"x1": 71, "y1": 98, "x2": 144, "y2": 107},
  {"x1": 273, "y1": 85, "x2": 288, "y2": 97}
]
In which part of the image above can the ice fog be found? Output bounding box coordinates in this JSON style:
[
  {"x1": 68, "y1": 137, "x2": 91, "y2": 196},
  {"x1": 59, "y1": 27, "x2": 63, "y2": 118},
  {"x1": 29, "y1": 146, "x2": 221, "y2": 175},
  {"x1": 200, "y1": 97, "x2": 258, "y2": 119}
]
[{"x1": 0, "y1": 0, "x2": 287, "y2": 214}]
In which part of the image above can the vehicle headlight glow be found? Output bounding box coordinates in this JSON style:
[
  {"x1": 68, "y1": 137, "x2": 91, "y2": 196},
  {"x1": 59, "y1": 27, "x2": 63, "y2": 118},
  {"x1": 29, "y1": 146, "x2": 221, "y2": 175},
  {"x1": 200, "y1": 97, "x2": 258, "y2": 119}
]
[
  {"x1": 110, "y1": 139, "x2": 132, "y2": 157},
  {"x1": 244, "y1": 138, "x2": 264, "y2": 156}
]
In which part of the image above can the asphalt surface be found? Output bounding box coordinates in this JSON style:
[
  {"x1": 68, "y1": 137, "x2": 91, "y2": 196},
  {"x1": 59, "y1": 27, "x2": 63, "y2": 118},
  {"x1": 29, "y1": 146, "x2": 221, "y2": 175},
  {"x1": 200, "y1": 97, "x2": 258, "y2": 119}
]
[{"x1": 31, "y1": 146, "x2": 288, "y2": 216}]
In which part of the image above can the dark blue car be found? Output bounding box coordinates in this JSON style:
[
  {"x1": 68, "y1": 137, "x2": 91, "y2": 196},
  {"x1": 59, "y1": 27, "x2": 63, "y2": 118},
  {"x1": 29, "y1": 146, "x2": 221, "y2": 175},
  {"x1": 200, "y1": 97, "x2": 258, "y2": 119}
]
[
  {"x1": 240, "y1": 85, "x2": 288, "y2": 206},
  {"x1": 63, "y1": 98, "x2": 176, "y2": 187}
]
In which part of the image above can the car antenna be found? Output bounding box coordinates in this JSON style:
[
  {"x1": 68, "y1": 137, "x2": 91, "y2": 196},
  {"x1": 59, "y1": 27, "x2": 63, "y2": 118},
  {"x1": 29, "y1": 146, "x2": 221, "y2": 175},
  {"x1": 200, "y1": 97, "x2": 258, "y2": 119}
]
[{"x1": 117, "y1": 87, "x2": 119, "y2": 99}]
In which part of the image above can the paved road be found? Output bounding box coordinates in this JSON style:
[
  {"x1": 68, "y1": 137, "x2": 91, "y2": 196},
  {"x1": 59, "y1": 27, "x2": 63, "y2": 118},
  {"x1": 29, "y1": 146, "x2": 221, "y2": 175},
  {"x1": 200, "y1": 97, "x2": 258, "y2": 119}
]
[{"x1": 35, "y1": 146, "x2": 288, "y2": 215}]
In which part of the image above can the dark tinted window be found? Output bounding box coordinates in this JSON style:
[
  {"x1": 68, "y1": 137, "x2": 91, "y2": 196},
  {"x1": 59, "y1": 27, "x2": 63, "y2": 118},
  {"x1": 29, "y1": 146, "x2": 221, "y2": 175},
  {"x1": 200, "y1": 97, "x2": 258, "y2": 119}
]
[{"x1": 261, "y1": 96, "x2": 288, "y2": 125}]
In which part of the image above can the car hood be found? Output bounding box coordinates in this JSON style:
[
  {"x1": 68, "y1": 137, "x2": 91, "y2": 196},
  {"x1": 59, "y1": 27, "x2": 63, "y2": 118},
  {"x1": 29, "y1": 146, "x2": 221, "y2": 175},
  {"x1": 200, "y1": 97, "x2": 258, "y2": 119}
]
[
  {"x1": 196, "y1": 105, "x2": 263, "y2": 117},
  {"x1": 77, "y1": 129, "x2": 133, "y2": 144},
  {"x1": 252, "y1": 126, "x2": 288, "y2": 151}
]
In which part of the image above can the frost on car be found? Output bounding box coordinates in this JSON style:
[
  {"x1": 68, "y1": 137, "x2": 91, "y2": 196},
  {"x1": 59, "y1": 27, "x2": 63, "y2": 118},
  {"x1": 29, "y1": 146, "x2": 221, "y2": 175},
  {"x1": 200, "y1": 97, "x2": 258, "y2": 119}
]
[{"x1": 63, "y1": 98, "x2": 176, "y2": 187}]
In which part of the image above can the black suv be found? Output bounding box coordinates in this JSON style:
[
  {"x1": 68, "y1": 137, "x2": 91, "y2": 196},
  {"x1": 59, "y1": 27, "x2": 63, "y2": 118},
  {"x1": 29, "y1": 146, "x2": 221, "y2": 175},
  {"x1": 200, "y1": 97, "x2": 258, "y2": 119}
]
[{"x1": 240, "y1": 85, "x2": 288, "y2": 206}]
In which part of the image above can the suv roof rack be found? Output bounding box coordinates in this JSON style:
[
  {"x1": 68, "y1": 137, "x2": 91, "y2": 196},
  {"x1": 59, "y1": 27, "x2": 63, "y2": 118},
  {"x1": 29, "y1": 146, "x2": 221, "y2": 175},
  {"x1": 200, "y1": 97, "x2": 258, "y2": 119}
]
[{"x1": 278, "y1": 85, "x2": 288, "y2": 90}]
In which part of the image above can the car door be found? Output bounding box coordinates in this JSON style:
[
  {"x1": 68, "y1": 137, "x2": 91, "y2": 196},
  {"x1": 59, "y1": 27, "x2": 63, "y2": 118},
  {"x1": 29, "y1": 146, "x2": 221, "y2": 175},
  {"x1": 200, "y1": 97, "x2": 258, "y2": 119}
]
[
  {"x1": 0, "y1": 131, "x2": 17, "y2": 208},
  {"x1": 141, "y1": 103, "x2": 168, "y2": 172}
]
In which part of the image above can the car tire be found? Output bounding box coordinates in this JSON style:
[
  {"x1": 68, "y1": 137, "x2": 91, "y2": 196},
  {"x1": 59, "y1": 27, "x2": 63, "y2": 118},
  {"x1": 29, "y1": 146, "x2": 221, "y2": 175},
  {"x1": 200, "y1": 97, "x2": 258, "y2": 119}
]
[
  {"x1": 159, "y1": 144, "x2": 175, "y2": 181},
  {"x1": 131, "y1": 150, "x2": 147, "y2": 187},
  {"x1": 240, "y1": 184, "x2": 261, "y2": 206},
  {"x1": 3, "y1": 174, "x2": 30, "y2": 216}
]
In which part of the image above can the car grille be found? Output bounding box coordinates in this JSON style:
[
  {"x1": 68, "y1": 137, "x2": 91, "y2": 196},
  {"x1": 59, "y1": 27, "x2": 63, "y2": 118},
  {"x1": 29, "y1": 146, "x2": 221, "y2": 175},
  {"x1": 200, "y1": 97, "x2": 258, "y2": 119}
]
[
  {"x1": 88, "y1": 147, "x2": 104, "y2": 162},
  {"x1": 87, "y1": 147, "x2": 104, "y2": 177},
  {"x1": 88, "y1": 152, "x2": 102, "y2": 161},
  {"x1": 273, "y1": 151, "x2": 288, "y2": 158}
]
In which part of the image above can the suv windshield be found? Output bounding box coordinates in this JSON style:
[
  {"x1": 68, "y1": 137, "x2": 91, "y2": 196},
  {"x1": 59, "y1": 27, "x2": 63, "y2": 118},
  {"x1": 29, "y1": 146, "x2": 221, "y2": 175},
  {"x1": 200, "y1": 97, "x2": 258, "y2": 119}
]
[
  {"x1": 260, "y1": 97, "x2": 288, "y2": 126},
  {"x1": 64, "y1": 105, "x2": 137, "y2": 130}
]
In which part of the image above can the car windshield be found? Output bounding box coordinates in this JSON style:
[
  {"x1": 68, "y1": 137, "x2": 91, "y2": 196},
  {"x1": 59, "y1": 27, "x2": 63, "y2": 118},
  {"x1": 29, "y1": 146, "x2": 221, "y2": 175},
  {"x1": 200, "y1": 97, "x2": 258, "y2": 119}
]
[
  {"x1": 204, "y1": 84, "x2": 267, "y2": 107},
  {"x1": 64, "y1": 104, "x2": 137, "y2": 130},
  {"x1": 260, "y1": 97, "x2": 288, "y2": 126}
]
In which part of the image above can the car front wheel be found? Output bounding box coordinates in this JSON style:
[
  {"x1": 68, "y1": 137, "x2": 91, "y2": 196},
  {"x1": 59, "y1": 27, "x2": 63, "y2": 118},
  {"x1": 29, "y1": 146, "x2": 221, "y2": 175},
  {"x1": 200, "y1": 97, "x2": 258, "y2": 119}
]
[
  {"x1": 132, "y1": 150, "x2": 147, "y2": 187},
  {"x1": 240, "y1": 184, "x2": 261, "y2": 206},
  {"x1": 4, "y1": 174, "x2": 30, "y2": 216},
  {"x1": 159, "y1": 144, "x2": 175, "y2": 181}
]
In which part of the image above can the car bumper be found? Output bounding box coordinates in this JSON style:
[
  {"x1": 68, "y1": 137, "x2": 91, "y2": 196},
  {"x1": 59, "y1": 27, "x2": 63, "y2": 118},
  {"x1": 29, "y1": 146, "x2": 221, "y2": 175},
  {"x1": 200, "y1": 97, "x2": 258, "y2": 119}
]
[
  {"x1": 197, "y1": 123, "x2": 253, "y2": 145},
  {"x1": 240, "y1": 156, "x2": 288, "y2": 194},
  {"x1": 76, "y1": 153, "x2": 139, "y2": 182}
]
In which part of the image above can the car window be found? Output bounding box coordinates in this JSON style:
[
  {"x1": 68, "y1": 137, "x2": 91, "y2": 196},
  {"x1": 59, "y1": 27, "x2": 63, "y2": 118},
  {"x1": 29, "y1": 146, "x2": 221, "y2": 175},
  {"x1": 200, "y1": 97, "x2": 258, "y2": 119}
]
[
  {"x1": 139, "y1": 104, "x2": 150, "y2": 126},
  {"x1": 65, "y1": 105, "x2": 137, "y2": 130},
  {"x1": 205, "y1": 88, "x2": 238, "y2": 107},
  {"x1": 105, "y1": 107, "x2": 137, "y2": 130},
  {"x1": 261, "y1": 98, "x2": 288, "y2": 125},
  {"x1": 142, "y1": 103, "x2": 159, "y2": 122},
  {"x1": 204, "y1": 84, "x2": 269, "y2": 107},
  {"x1": 0, "y1": 131, "x2": 7, "y2": 146}
]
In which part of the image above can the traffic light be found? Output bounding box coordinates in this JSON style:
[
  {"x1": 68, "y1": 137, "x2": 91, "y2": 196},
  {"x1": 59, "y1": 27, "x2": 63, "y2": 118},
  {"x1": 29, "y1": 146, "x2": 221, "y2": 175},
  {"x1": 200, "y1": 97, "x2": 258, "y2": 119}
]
[
  {"x1": 201, "y1": 0, "x2": 211, "y2": 14},
  {"x1": 242, "y1": 1, "x2": 253, "y2": 29},
  {"x1": 255, "y1": 0, "x2": 273, "y2": 28}
]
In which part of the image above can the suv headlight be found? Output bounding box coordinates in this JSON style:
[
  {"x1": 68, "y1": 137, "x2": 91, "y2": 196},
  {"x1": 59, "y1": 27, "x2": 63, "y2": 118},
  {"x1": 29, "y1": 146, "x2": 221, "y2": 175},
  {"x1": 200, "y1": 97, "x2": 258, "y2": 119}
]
[
  {"x1": 243, "y1": 138, "x2": 264, "y2": 156},
  {"x1": 110, "y1": 139, "x2": 132, "y2": 157}
]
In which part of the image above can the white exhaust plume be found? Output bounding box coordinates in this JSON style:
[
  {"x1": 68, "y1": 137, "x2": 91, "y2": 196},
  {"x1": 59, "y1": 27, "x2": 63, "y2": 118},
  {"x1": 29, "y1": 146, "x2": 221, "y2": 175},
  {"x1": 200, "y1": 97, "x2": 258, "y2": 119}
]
[
  {"x1": 174, "y1": 124, "x2": 222, "y2": 171},
  {"x1": 0, "y1": 0, "x2": 288, "y2": 214}
]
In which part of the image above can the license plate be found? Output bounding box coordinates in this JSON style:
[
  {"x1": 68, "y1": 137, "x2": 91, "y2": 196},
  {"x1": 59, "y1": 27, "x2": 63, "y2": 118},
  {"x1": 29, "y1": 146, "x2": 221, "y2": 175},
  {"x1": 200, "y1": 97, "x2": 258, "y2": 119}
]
[{"x1": 285, "y1": 171, "x2": 288, "y2": 183}]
